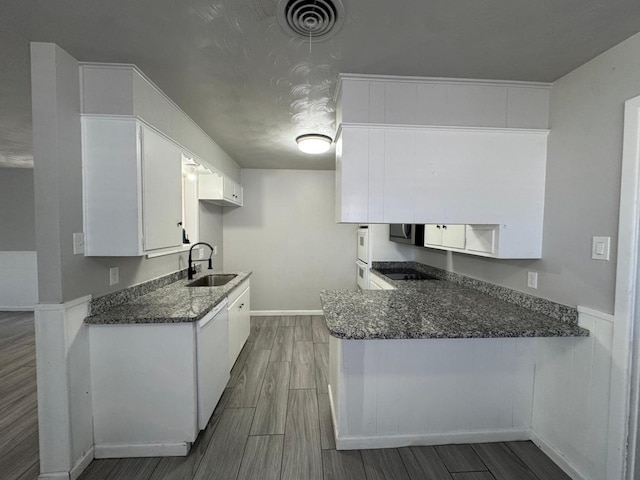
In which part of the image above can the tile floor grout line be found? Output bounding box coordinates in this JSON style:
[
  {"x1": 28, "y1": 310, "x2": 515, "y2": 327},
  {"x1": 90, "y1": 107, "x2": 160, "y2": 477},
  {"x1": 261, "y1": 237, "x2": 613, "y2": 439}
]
[{"x1": 234, "y1": 408, "x2": 257, "y2": 480}]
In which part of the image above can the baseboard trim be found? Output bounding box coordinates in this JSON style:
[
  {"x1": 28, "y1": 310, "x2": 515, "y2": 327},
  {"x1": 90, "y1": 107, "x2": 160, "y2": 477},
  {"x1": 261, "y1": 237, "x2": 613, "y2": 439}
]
[
  {"x1": 39, "y1": 473, "x2": 69, "y2": 480},
  {"x1": 35, "y1": 295, "x2": 93, "y2": 312},
  {"x1": 250, "y1": 310, "x2": 323, "y2": 316},
  {"x1": 577, "y1": 305, "x2": 614, "y2": 323},
  {"x1": 69, "y1": 447, "x2": 94, "y2": 480},
  {"x1": 0, "y1": 306, "x2": 35, "y2": 311},
  {"x1": 530, "y1": 430, "x2": 590, "y2": 480},
  {"x1": 335, "y1": 428, "x2": 531, "y2": 451},
  {"x1": 94, "y1": 442, "x2": 189, "y2": 458}
]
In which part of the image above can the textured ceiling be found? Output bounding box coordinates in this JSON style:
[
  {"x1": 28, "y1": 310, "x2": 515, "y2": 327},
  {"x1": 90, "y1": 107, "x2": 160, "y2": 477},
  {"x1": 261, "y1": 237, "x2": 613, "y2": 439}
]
[{"x1": 1, "y1": 0, "x2": 640, "y2": 170}]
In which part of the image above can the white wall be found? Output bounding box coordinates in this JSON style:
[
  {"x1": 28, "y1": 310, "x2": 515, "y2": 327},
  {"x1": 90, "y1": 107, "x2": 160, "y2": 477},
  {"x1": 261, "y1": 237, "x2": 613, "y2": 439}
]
[
  {"x1": 0, "y1": 168, "x2": 35, "y2": 250},
  {"x1": 0, "y1": 168, "x2": 37, "y2": 309},
  {"x1": 416, "y1": 32, "x2": 640, "y2": 315},
  {"x1": 531, "y1": 307, "x2": 614, "y2": 480},
  {"x1": 199, "y1": 201, "x2": 224, "y2": 270},
  {"x1": 369, "y1": 224, "x2": 415, "y2": 262},
  {"x1": 0, "y1": 251, "x2": 37, "y2": 309},
  {"x1": 223, "y1": 169, "x2": 357, "y2": 311}
]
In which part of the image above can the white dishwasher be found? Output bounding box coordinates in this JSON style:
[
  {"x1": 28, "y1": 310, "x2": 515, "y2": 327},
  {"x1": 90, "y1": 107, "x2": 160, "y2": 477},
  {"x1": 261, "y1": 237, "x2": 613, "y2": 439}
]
[{"x1": 196, "y1": 299, "x2": 229, "y2": 430}]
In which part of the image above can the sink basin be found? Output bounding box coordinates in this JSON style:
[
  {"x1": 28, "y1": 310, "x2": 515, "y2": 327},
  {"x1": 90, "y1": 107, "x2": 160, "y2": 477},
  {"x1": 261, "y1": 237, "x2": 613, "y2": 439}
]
[{"x1": 187, "y1": 274, "x2": 237, "y2": 287}]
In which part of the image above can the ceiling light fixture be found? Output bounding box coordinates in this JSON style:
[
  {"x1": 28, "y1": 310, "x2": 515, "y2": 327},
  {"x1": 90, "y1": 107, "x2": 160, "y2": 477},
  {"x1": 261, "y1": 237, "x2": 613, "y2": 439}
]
[{"x1": 296, "y1": 134, "x2": 332, "y2": 154}]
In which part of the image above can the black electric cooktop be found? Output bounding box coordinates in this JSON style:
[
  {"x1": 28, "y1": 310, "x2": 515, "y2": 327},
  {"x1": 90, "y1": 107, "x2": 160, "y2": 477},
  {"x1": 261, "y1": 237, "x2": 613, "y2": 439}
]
[{"x1": 375, "y1": 268, "x2": 438, "y2": 281}]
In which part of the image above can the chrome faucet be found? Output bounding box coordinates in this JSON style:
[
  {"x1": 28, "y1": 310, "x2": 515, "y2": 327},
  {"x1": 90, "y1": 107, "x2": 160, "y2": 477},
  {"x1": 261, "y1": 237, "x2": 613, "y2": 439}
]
[{"x1": 188, "y1": 242, "x2": 214, "y2": 280}]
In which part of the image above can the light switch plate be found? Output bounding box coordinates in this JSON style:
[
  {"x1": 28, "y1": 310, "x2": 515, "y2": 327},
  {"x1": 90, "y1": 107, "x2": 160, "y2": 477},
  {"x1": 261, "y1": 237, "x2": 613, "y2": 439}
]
[
  {"x1": 527, "y1": 271, "x2": 538, "y2": 289},
  {"x1": 73, "y1": 232, "x2": 85, "y2": 255},
  {"x1": 214, "y1": 245, "x2": 217, "y2": 255},
  {"x1": 109, "y1": 266, "x2": 119, "y2": 286},
  {"x1": 592, "y1": 236, "x2": 611, "y2": 261},
  {"x1": 199, "y1": 248, "x2": 204, "y2": 259}
]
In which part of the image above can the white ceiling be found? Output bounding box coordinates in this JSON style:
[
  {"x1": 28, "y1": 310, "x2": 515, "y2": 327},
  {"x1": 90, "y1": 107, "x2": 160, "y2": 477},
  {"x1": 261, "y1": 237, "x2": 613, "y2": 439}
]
[{"x1": 1, "y1": 0, "x2": 640, "y2": 170}]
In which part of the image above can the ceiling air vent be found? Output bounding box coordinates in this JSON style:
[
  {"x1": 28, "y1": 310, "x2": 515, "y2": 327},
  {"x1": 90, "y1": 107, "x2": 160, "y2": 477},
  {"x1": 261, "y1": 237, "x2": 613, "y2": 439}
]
[{"x1": 277, "y1": 0, "x2": 345, "y2": 42}]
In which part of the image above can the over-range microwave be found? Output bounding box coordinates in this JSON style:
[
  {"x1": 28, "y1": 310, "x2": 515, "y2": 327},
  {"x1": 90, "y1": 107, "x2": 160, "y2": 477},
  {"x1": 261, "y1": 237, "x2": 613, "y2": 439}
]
[{"x1": 389, "y1": 224, "x2": 424, "y2": 245}]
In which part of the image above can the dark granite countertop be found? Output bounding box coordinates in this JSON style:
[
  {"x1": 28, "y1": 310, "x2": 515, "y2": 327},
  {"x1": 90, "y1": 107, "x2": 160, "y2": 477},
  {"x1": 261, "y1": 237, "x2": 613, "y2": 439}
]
[
  {"x1": 85, "y1": 272, "x2": 251, "y2": 325},
  {"x1": 320, "y1": 268, "x2": 588, "y2": 340}
]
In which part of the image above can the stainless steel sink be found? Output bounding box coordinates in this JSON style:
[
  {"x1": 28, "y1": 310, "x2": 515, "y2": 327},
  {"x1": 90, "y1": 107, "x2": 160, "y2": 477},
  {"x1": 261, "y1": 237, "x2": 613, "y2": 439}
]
[{"x1": 187, "y1": 274, "x2": 237, "y2": 287}]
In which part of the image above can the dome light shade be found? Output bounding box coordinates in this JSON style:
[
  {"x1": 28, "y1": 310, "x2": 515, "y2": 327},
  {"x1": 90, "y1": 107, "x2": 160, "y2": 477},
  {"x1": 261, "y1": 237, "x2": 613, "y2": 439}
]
[{"x1": 296, "y1": 134, "x2": 332, "y2": 154}]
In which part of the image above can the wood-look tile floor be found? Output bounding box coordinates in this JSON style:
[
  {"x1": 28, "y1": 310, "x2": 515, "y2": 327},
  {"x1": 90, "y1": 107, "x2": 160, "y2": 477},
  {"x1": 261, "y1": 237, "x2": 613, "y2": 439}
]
[
  {"x1": 0, "y1": 311, "x2": 39, "y2": 480},
  {"x1": 0, "y1": 313, "x2": 571, "y2": 480}
]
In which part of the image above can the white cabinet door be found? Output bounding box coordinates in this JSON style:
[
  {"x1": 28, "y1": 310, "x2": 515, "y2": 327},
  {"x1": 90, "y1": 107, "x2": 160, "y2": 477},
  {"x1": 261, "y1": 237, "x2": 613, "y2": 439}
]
[
  {"x1": 199, "y1": 172, "x2": 224, "y2": 200},
  {"x1": 424, "y1": 225, "x2": 443, "y2": 246},
  {"x1": 466, "y1": 225, "x2": 498, "y2": 254},
  {"x1": 228, "y1": 284, "x2": 250, "y2": 369},
  {"x1": 83, "y1": 117, "x2": 186, "y2": 256},
  {"x1": 336, "y1": 127, "x2": 369, "y2": 222},
  {"x1": 141, "y1": 125, "x2": 183, "y2": 251},
  {"x1": 90, "y1": 323, "x2": 199, "y2": 454},
  {"x1": 441, "y1": 225, "x2": 466, "y2": 249},
  {"x1": 368, "y1": 130, "x2": 385, "y2": 222},
  {"x1": 234, "y1": 184, "x2": 243, "y2": 206},
  {"x1": 383, "y1": 129, "x2": 415, "y2": 223},
  {"x1": 223, "y1": 176, "x2": 236, "y2": 203}
]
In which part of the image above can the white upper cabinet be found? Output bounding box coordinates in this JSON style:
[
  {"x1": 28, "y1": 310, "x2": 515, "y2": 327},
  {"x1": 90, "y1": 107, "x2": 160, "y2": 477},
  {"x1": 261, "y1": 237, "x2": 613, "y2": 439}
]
[
  {"x1": 336, "y1": 75, "x2": 550, "y2": 129},
  {"x1": 79, "y1": 63, "x2": 244, "y2": 256},
  {"x1": 334, "y1": 74, "x2": 551, "y2": 258},
  {"x1": 199, "y1": 171, "x2": 243, "y2": 207},
  {"x1": 422, "y1": 224, "x2": 539, "y2": 259},
  {"x1": 141, "y1": 125, "x2": 183, "y2": 251},
  {"x1": 82, "y1": 117, "x2": 183, "y2": 256},
  {"x1": 425, "y1": 225, "x2": 466, "y2": 249}
]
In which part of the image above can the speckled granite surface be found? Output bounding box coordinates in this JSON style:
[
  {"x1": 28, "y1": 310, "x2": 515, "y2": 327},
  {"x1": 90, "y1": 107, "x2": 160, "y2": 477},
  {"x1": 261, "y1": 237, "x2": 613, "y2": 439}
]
[
  {"x1": 373, "y1": 261, "x2": 579, "y2": 324},
  {"x1": 90, "y1": 267, "x2": 196, "y2": 316},
  {"x1": 85, "y1": 271, "x2": 251, "y2": 325},
  {"x1": 320, "y1": 263, "x2": 588, "y2": 340}
]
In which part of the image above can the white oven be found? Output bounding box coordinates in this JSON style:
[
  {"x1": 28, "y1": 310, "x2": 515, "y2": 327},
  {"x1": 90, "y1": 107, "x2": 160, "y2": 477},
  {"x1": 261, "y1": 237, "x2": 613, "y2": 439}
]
[
  {"x1": 356, "y1": 227, "x2": 370, "y2": 290},
  {"x1": 357, "y1": 227, "x2": 370, "y2": 263},
  {"x1": 356, "y1": 260, "x2": 369, "y2": 290}
]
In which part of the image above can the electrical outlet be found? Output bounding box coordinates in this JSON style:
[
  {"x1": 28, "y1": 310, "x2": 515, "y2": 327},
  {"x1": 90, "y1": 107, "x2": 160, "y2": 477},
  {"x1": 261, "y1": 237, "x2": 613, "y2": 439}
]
[
  {"x1": 214, "y1": 245, "x2": 217, "y2": 255},
  {"x1": 109, "y1": 266, "x2": 119, "y2": 286},
  {"x1": 73, "y1": 232, "x2": 85, "y2": 255},
  {"x1": 527, "y1": 271, "x2": 538, "y2": 289},
  {"x1": 199, "y1": 248, "x2": 204, "y2": 259}
]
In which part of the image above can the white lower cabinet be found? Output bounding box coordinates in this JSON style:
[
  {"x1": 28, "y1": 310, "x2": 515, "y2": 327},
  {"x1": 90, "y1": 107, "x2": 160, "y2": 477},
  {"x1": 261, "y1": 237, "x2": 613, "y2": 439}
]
[
  {"x1": 228, "y1": 279, "x2": 251, "y2": 369},
  {"x1": 90, "y1": 302, "x2": 233, "y2": 458},
  {"x1": 90, "y1": 322, "x2": 200, "y2": 458}
]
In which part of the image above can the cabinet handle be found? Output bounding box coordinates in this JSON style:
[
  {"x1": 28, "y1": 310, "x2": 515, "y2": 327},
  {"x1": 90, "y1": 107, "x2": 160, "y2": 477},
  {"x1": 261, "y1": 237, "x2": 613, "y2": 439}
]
[
  {"x1": 239, "y1": 303, "x2": 244, "y2": 309},
  {"x1": 436, "y1": 225, "x2": 441, "y2": 229},
  {"x1": 442, "y1": 225, "x2": 447, "y2": 230}
]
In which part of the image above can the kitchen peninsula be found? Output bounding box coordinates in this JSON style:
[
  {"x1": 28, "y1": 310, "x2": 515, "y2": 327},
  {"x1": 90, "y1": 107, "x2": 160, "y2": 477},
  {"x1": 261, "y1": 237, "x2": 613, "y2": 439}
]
[{"x1": 320, "y1": 262, "x2": 588, "y2": 450}]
